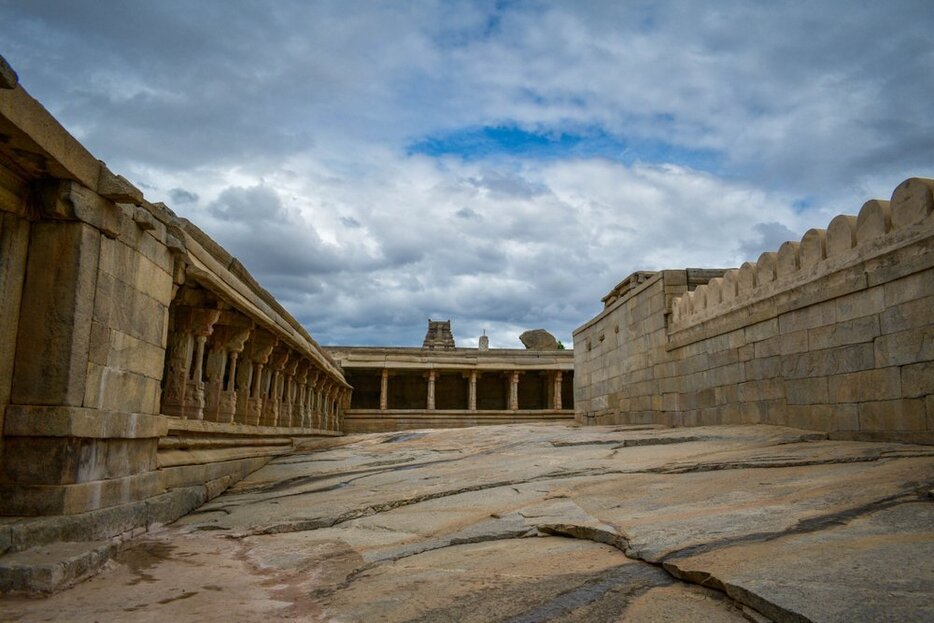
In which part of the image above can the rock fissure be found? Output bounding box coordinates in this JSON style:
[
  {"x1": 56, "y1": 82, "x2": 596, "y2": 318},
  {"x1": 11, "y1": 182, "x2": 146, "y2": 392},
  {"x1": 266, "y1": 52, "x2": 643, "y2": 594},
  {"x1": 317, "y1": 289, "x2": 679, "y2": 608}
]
[{"x1": 657, "y1": 490, "x2": 926, "y2": 563}]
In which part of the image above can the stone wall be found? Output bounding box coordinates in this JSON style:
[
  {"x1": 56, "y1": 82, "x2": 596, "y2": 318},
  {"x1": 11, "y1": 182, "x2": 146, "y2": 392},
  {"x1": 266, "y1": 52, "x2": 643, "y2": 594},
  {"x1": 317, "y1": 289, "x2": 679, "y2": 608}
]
[
  {"x1": 574, "y1": 178, "x2": 934, "y2": 444},
  {"x1": 0, "y1": 63, "x2": 349, "y2": 547}
]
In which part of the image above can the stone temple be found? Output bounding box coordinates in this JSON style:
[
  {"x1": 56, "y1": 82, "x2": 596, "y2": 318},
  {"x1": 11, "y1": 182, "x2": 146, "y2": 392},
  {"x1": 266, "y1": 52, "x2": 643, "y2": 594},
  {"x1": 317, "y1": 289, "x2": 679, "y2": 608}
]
[{"x1": 0, "y1": 54, "x2": 932, "y2": 621}]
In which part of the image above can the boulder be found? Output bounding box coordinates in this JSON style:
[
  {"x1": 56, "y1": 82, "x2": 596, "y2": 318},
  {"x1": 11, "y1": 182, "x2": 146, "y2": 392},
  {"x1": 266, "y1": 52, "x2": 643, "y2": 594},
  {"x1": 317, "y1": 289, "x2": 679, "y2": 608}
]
[{"x1": 519, "y1": 329, "x2": 559, "y2": 350}]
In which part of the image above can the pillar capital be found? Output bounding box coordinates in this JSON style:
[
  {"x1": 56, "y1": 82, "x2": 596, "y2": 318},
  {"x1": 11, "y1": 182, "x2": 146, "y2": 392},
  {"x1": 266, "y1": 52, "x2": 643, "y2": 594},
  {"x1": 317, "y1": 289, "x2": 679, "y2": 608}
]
[{"x1": 245, "y1": 329, "x2": 277, "y2": 364}]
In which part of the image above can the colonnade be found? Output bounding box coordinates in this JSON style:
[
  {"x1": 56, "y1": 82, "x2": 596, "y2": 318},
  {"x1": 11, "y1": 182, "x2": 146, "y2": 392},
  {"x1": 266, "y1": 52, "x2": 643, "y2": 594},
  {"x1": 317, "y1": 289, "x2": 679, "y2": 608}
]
[
  {"x1": 372, "y1": 368, "x2": 566, "y2": 411},
  {"x1": 161, "y1": 295, "x2": 349, "y2": 430}
]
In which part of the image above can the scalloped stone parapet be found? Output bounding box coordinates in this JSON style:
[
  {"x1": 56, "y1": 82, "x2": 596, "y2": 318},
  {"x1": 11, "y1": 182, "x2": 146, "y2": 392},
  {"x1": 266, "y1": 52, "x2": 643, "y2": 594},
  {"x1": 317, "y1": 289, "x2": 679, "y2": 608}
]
[{"x1": 890, "y1": 177, "x2": 934, "y2": 229}]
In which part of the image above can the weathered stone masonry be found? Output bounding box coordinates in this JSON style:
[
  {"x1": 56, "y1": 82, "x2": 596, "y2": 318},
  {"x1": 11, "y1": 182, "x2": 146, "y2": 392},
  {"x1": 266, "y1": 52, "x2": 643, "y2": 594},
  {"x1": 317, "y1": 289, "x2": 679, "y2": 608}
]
[
  {"x1": 574, "y1": 178, "x2": 934, "y2": 444},
  {"x1": 0, "y1": 65, "x2": 349, "y2": 550}
]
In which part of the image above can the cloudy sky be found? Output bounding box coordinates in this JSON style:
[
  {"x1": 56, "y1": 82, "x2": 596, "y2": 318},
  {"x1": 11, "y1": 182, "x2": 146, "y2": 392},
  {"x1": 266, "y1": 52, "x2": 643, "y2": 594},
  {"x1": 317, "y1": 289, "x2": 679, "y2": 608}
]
[{"x1": 2, "y1": 1, "x2": 932, "y2": 347}]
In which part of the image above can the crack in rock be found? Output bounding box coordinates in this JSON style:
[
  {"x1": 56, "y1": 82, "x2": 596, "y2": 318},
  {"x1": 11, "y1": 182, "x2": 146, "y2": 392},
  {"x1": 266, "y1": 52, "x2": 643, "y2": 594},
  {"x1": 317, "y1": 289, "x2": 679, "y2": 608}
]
[
  {"x1": 657, "y1": 489, "x2": 930, "y2": 563},
  {"x1": 646, "y1": 452, "x2": 934, "y2": 474},
  {"x1": 503, "y1": 562, "x2": 673, "y2": 623}
]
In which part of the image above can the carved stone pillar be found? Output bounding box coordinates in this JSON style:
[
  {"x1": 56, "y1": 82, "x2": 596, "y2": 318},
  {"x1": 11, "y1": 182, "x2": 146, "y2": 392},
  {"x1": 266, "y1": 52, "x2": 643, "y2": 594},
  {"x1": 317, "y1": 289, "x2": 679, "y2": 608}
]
[
  {"x1": 317, "y1": 378, "x2": 330, "y2": 430},
  {"x1": 279, "y1": 356, "x2": 299, "y2": 427},
  {"x1": 203, "y1": 321, "x2": 252, "y2": 423},
  {"x1": 380, "y1": 368, "x2": 389, "y2": 411},
  {"x1": 306, "y1": 369, "x2": 320, "y2": 428},
  {"x1": 162, "y1": 306, "x2": 220, "y2": 420},
  {"x1": 426, "y1": 370, "x2": 436, "y2": 411},
  {"x1": 553, "y1": 371, "x2": 563, "y2": 410},
  {"x1": 293, "y1": 363, "x2": 309, "y2": 429},
  {"x1": 330, "y1": 383, "x2": 342, "y2": 429},
  {"x1": 509, "y1": 371, "x2": 520, "y2": 411},
  {"x1": 236, "y1": 330, "x2": 276, "y2": 426},
  {"x1": 262, "y1": 346, "x2": 290, "y2": 426},
  {"x1": 468, "y1": 370, "x2": 478, "y2": 411}
]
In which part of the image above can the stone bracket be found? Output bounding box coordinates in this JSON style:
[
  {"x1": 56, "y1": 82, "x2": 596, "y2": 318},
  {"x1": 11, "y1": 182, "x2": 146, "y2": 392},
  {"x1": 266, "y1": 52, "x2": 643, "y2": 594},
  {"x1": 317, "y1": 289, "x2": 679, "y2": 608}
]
[
  {"x1": 96, "y1": 165, "x2": 143, "y2": 204},
  {"x1": 32, "y1": 179, "x2": 122, "y2": 239}
]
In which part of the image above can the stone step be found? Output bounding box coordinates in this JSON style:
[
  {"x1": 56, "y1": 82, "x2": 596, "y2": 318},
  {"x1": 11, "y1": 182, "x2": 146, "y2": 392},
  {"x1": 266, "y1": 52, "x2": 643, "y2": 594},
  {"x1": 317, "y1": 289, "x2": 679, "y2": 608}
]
[{"x1": 0, "y1": 540, "x2": 117, "y2": 594}]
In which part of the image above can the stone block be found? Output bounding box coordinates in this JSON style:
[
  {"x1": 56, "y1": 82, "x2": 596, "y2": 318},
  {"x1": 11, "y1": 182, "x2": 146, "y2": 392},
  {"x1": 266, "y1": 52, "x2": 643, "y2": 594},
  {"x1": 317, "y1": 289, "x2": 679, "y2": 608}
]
[
  {"x1": 880, "y1": 294, "x2": 934, "y2": 334},
  {"x1": 828, "y1": 367, "x2": 901, "y2": 403},
  {"x1": 740, "y1": 401, "x2": 764, "y2": 424},
  {"x1": 858, "y1": 399, "x2": 926, "y2": 432},
  {"x1": 719, "y1": 403, "x2": 742, "y2": 424},
  {"x1": 785, "y1": 377, "x2": 829, "y2": 405},
  {"x1": 83, "y1": 363, "x2": 161, "y2": 415},
  {"x1": 745, "y1": 355, "x2": 781, "y2": 380},
  {"x1": 706, "y1": 362, "x2": 744, "y2": 386},
  {"x1": 714, "y1": 383, "x2": 738, "y2": 405},
  {"x1": 3, "y1": 406, "x2": 168, "y2": 439},
  {"x1": 738, "y1": 343, "x2": 755, "y2": 362},
  {"x1": 11, "y1": 222, "x2": 100, "y2": 407},
  {"x1": 98, "y1": 237, "x2": 173, "y2": 305},
  {"x1": 779, "y1": 303, "x2": 836, "y2": 334},
  {"x1": 0, "y1": 212, "x2": 29, "y2": 430},
  {"x1": 96, "y1": 278, "x2": 169, "y2": 347},
  {"x1": 1, "y1": 437, "x2": 158, "y2": 485},
  {"x1": 866, "y1": 236, "x2": 934, "y2": 288},
  {"x1": 779, "y1": 330, "x2": 809, "y2": 355},
  {"x1": 782, "y1": 343, "x2": 875, "y2": 379},
  {"x1": 0, "y1": 471, "x2": 163, "y2": 516},
  {"x1": 883, "y1": 268, "x2": 934, "y2": 307},
  {"x1": 106, "y1": 329, "x2": 166, "y2": 380},
  {"x1": 785, "y1": 405, "x2": 842, "y2": 432},
  {"x1": 874, "y1": 327, "x2": 934, "y2": 367},
  {"x1": 745, "y1": 318, "x2": 779, "y2": 343},
  {"x1": 835, "y1": 286, "x2": 885, "y2": 322},
  {"x1": 698, "y1": 407, "x2": 721, "y2": 425},
  {"x1": 901, "y1": 361, "x2": 934, "y2": 398},
  {"x1": 754, "y1": 336, "x2": 782, "y2": 358},
  {"x1": 678, "y1": 392, "x2": 697, "y2": 411},
  {"x1": 661, "y1": 392, "x2": 679, "y2": 411},
  {"x1": 807, "y1": 315, "x2": 880, "y2": 350},
  {"x1": 0, "y1": 540, "x2": 119, "y2": 594},
  {"x1": 144, "y1": 486, "x2": 208, "y2": 526},
  {"x1": 707, "y1": 348, "x2": 739, "y2": 368},
  {"x1": 695, "y1": 388, "x2": 716, "y2": 409}
]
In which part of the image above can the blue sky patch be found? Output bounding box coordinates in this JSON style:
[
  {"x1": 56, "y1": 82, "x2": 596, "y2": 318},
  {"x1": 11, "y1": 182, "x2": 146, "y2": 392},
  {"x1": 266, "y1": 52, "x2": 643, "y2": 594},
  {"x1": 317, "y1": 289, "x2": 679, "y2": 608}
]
[{"x1": 407, "y1": 124, "x2": 722, "y2": 172}]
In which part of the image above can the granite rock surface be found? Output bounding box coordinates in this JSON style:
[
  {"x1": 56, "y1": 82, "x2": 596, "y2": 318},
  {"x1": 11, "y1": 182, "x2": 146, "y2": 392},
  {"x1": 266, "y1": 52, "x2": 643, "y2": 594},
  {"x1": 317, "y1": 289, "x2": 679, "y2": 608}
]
[{"x1": 2, "y1": 423, "x2": 932, "y2": 622}]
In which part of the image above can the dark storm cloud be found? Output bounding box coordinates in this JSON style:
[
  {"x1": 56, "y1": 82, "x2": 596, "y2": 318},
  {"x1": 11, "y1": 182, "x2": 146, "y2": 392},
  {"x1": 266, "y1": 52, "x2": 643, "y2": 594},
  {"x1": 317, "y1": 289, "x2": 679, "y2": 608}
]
[{"x1": 169, "y1": 188, "x2": 199, "y2": 204}]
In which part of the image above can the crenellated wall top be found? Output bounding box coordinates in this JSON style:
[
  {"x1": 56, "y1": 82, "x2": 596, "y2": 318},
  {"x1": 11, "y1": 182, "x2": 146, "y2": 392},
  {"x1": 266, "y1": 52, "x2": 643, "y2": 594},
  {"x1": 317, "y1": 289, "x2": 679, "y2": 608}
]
[{"x1": 669, "y1": 177, "x2": 934, "y2": 331}]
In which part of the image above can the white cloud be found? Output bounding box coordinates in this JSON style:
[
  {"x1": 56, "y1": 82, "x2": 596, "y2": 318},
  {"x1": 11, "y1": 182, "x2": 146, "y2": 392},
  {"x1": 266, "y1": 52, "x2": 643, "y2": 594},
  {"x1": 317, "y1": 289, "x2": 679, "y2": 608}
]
[{"x1": 1, "y1": 1, "x2": 931, "y2": 347}]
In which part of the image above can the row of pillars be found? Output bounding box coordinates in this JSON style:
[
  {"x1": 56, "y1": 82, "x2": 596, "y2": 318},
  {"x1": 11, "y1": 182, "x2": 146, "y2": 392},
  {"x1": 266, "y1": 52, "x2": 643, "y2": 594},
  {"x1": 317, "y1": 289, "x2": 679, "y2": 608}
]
[
  {"x1": 161, "y1": 304, "x2": 349, "y2": 430},
  {"x1": 377, "y1": 369, "x2": 565, "y2": 411}
]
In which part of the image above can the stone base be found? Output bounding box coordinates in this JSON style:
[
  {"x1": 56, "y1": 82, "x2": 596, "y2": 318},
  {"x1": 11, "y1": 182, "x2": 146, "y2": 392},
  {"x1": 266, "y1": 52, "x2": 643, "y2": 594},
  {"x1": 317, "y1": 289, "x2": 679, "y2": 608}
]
[
  {"x1": 0, "y1": 540, "x2": 119, "y2": 594},
  {"x1": 343, "y1": 409, "x2": 575, "y2": 433},
  {"x1": 0, "y1": 471, "x2": 164, "y2": 516}
]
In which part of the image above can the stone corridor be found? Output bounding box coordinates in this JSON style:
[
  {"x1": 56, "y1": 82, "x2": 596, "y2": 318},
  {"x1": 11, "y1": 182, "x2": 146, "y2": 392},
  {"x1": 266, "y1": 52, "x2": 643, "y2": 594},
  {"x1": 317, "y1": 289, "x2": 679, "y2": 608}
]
[{"x1": 2, "y1": 423, "x2": 932, "y2": 622}]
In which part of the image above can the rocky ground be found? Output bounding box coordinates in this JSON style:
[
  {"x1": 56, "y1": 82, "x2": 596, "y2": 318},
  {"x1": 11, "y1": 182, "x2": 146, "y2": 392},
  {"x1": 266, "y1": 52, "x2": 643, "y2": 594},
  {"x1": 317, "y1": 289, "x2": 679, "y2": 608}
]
[{"x1": 2, "y1": 423, "x2": 933, "y2": 622}]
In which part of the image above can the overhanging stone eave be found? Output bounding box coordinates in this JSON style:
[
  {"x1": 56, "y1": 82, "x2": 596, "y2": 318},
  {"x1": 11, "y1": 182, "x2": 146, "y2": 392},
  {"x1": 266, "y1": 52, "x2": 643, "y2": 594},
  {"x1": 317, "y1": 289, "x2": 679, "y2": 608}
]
[{"x1": 184, "y1": 264, "x2": 348, "y2": 389}]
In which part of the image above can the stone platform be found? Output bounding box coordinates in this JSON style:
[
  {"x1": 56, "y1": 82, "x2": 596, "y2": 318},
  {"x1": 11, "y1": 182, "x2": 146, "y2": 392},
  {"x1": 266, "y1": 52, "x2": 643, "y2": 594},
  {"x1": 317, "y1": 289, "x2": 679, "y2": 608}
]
[{"x1": 2, "y1": 423, "x2": 932, "y2": 622}]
